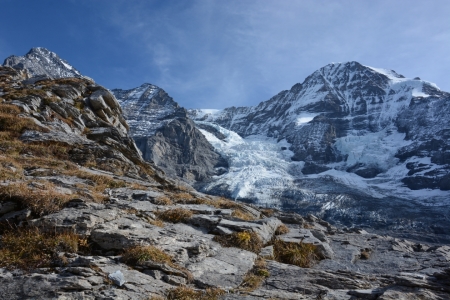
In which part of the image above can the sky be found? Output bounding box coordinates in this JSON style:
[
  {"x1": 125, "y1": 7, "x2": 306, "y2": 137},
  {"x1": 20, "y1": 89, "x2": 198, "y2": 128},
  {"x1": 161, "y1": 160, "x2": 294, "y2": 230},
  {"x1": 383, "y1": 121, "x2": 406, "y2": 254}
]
[{"x1": 1, "y1": 0, "x2": 449, "y2": 109}]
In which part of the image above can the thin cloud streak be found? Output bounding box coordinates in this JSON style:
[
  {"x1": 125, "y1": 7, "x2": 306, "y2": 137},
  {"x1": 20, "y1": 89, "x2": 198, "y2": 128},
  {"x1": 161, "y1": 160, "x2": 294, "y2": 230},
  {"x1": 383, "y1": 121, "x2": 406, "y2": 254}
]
[
  {"x1": 105, "y1": 0, "x2": 449, "y2": 109},
  {"x1": 6, "y1": 0, "x2": 447, "y2": 109}
]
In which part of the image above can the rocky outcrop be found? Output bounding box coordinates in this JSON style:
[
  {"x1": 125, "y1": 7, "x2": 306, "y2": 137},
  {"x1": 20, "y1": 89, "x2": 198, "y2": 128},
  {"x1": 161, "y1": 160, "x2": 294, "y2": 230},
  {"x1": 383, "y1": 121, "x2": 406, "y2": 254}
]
[
  {"x1": 0, "y1": 65, "x2": 166, "y2": 182},
  {"x1": 113, "y1": 84, "x2": 228, "y2": 182}
]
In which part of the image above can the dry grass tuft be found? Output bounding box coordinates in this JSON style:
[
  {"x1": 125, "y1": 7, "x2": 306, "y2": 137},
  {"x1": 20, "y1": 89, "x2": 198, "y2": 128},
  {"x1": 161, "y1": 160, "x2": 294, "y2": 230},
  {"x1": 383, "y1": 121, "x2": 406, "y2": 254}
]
[
  {"x1": 166, "y1": 286, "x2": 225, "y2": 300},
  {"x1": 0, "y1": 112, "x2": 44, "y2": 136},
  {"x1": 239, "y1": 257, "x2": 270, "y2": 292},
  {"x1": 272, "y1": 239, "x2": 318, "y2": 268},
  {"x1": 0, "y1": 181, "x2": 72, "y2": 216},
  {"x1": 260, "y1": 208, "x2": 276, "y2": 217},
  {"x1": 153, "y1": 195, "x2": 173, "y2": 206},
  {"x1": 231, "y1": 209, "x2": 256, "y2": 221},
  {"x1": 156, "y1": 207, "x2": 193, "y2": 223},
  {"x1": 122, "y1": 245, "x2": 173, "y2": 265},
  {"x1": 213, "y1": 231, "x2": 263, "y2": 253},
  {"x1": 148, "y1": 218, "x2": 165, "y2": 228},
  {"x1": 122, "y1": 245, "x2": 192, "y2": 280},
  {"x1": 148, "y1": 295, "x2": 165, "y2": 300},
  {"x1": 275, "y1": 224, "x2": 290, "y2": 235},
  {"x1": 360, "y1": 248, "x2": 371, "y2": 260},
  {"x1": 0, "y1": 227, "x2": 83, "y2": 270},
  {"x1": 0, "y1": 103, "x2": 21, "y2": 114},
  {"x1": 171, "y1": 192, "x2": 195, "y2": 203}
]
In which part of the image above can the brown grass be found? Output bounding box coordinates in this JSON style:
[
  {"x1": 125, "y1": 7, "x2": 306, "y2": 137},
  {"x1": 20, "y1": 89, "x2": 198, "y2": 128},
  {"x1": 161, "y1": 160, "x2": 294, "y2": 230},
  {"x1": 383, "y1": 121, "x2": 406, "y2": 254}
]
[
  {"x1": 275, "y1": 224, "x2": 290, "y2": 235},
  {"x1": 360, "y1": 248, "x2": 371, "y2": 260},
  {"x1": 156, "y1": 207, "x2": 193, "y2": 223},
  {"x1": 0, "y1": 112, "x2": 44, "y2": 136},
  {"x1": 260, "y1": 208, "x2": 276, "y2": 217},
  {"x1": 213, "y1": 231, "x2": 263, "y2": 253},
  {"x1": 166, "y1": 286, "x2": 225, "y2": 300},
  {"x1": 239, "y1": 257, "x2": 270, "y2": 292},
  {"x1": 272, "y1": 239, "x2": 318, "y2": 268},
  {"x1": 148, "y1": 218, "x2": 165, "y2": 228},
  {"x1": 171, "y1": 192, "x2": 195, "y2": 203},
  {"x1": 64, "y1": 169, "x2": 126, "y2": 190},
  {"x1": 122, "y1": 245, "x2": 192, "y2": 280},
  {"x1": 215, "y1": 197, "x2": 257, "y2": 221},
  {"x1": 153, "y1": 195, "x2": 173, "y2": 205},
  {"x1": 0, "y1": 181, "x2": 72, "y2": 216},
  {"x1": 122, "y1": 245, "x2": 173, "y2": 265},
  {"x1": 0, "y1": 227, "x2": 82, "y2": 270}
]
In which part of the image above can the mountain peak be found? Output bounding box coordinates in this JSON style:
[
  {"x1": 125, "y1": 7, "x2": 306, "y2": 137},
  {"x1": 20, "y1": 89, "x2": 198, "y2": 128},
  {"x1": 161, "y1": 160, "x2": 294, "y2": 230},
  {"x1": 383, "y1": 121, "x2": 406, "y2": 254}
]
[{"x1": 3, "y1": 47, "x2": 84, "y2": 80}]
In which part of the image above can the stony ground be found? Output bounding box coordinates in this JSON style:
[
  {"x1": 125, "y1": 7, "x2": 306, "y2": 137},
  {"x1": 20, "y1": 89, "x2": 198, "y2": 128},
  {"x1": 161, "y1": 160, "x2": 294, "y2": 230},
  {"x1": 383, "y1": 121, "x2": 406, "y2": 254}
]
[{"x1": 0, "y1": 66, "x2": 449, "y2": 299}]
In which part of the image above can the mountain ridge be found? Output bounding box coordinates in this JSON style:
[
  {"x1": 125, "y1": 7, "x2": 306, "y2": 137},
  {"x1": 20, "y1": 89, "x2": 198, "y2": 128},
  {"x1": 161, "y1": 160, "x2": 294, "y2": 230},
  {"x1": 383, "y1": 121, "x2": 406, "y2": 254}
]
[{"x1": 3, "y1": 47, "x2": 88, "y2": 81}]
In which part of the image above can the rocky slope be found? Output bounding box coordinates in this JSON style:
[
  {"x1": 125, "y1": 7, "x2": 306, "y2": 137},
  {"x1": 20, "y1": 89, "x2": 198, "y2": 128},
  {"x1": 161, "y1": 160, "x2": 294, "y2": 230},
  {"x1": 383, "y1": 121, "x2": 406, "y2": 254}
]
[
  {"x1": 0, "y1": 57, "x2": 450, "y2": 299},
  {"x1": 189, "y1": 62, "x2": 450, "y2": 233},
  {"x1": 112, "y1": 84, "x2": 228, "y2": 182}
]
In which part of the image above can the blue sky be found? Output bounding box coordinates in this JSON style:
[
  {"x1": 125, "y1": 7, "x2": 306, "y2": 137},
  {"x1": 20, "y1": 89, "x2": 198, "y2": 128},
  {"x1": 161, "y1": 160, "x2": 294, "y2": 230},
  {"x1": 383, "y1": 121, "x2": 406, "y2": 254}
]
[{"x1": 1, "y1": 0, "x2": 449, "y2": 109}]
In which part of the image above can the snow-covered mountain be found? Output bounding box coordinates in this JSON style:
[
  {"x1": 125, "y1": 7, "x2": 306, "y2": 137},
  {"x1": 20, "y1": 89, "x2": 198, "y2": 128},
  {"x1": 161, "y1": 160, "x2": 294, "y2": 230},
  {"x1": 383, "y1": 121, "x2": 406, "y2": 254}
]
[
  {"x1": 3, "y1": 47, "x2": 88, "y2": 81},
  {"x1": 189, "y1": 62, "x2": 450, "y2": 231},
  {"x1": 112, "y1": 83, "x2": 182, "y2": 137}
]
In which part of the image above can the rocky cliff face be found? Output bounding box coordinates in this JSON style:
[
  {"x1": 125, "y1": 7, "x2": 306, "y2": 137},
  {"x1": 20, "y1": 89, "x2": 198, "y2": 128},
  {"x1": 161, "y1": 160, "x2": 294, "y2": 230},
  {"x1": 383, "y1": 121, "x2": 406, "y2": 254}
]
[{"x1": 112, "y1": 84, "x2": 228, "y2": 183}]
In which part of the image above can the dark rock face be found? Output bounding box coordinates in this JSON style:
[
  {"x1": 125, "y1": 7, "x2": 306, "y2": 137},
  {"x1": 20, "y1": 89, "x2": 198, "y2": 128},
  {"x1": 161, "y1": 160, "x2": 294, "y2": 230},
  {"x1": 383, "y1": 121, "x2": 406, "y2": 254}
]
[
  {"x1": 3, "y1": 47, "x2": 86, "y2": 80},
  {"x1": 134, "y1": 117, "x2": 228, "y2": 182},
  {"x1": 112, "y1": 84, "x2": 228, "y2": 182}
]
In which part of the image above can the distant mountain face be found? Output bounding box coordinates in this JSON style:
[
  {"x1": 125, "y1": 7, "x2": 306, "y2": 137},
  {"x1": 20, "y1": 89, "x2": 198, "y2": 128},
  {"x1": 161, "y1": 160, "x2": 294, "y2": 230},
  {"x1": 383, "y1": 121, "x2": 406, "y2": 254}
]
[
  {"x1": 3, "y1": 47, "x2": 87, "y2": 81},
  {"x1": 112, "y1": 84, "x2": 228, "y2": 182},
  {"x1": 189, "y1": 62, "x2": 450, "y2": 231}
]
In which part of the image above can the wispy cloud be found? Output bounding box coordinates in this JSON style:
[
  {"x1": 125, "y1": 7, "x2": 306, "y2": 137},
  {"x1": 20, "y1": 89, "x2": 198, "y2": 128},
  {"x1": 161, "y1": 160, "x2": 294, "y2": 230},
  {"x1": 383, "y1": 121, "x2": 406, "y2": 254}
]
[{"x1": 100, "y1": 0, "x2": 450, "y2": 108}]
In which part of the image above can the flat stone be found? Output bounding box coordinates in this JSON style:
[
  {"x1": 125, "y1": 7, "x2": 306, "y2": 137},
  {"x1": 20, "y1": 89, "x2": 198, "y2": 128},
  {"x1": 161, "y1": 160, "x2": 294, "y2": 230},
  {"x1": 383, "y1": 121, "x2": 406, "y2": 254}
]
[
  {"x1": 278, "y1": 228, "x2": 334, "y2": 259},
  {"x1": 108, "y1": 270, "x2": 126, "y2": 286},
  {"x1": 260, "y1": 245, "x2": 274, "y2": 259},
  {"x1": 217, "y1": 217, "x2": 282, "y2": 243},
  {"x1": 187, "y1": 247, "x2": 256, "y2": 289}
]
